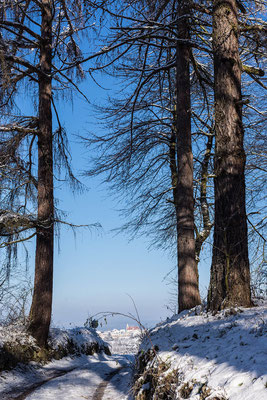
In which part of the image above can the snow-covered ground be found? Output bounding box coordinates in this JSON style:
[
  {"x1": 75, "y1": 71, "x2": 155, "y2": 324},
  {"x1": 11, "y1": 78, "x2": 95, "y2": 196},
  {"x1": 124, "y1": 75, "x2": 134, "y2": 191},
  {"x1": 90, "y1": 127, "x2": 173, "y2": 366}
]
[
  {"x1": 0, "y1": 353, "x2": 133, "y2": 399},
  {"x1": 0, "y1": 302, "x2": 266, "y2": 399},
  {"x1": 135, "y1": 300, "x2": 267, "y2": 399},
  {"x1": 98, "y1": 328, "x2": 141, "y2": 355},
  {"x1": 0, "y1": 325, "x2": 135, "y2": 399}
]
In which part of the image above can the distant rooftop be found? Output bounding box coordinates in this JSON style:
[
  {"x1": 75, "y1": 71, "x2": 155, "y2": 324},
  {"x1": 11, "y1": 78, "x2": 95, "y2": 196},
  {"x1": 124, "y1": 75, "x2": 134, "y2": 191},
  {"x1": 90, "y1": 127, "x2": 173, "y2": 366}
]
[{"x1": 126, "y1": 324, "x2": 140, "y2": 331}]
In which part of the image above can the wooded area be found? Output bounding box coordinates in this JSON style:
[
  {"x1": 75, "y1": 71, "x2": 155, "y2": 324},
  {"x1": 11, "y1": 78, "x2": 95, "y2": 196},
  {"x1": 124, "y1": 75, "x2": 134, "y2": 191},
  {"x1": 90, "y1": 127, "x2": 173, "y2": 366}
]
[{"x1": 0, "y1": 0, "x2": 266, "y2": 348}]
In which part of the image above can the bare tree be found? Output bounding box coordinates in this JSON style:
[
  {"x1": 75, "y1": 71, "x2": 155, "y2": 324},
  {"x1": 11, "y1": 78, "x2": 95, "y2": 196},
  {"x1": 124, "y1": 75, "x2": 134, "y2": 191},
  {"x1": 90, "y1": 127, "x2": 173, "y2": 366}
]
[
  {"x1": 175, "y1": 0, "x2": 201, "y2": 311},
  {"x1": 84, "y1": 0, "x2": 217, "y2": 311},
  {"x1": 208, "y1": 0, "x2": 253, "y2": 310},
  {"x1": 86, "y1": 0, "x2": 266, "y2": 310},
  {"x1": 0, "y1": 0, "x2": 93, "y2": 346},
  {"x1": 28, "y1": 0, "x2": 54, "y2": 347}
]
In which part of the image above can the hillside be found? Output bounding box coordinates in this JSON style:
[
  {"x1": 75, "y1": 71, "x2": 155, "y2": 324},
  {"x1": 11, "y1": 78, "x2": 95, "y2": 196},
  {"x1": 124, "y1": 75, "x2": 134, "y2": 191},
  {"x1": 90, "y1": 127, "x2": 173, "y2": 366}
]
[{"x1": 133, "y1": 300, "x2": 267, "y2": 400}]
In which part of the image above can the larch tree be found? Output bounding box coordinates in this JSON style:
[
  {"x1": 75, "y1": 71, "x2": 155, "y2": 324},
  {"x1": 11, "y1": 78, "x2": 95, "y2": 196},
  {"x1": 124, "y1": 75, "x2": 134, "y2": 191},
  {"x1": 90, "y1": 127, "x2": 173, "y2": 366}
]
[
  {"x1": 85, "y1": 0, "x2": 216, "y2": 311},
  {"x1": 0, "y1": 0, "x2": 93, "y2": 346},
  {"x1": 86, "y1": 0, "x2": 265, "y2": 311},
  {"x1": 175, "y1": 0, "x2": 201, "y2": 311},
  {"x1": 28, "y1": 0, "x2": 54, "y2": 347},
  {"x1": 208, "y1": 0, "x2": 253, "y2": 310}
]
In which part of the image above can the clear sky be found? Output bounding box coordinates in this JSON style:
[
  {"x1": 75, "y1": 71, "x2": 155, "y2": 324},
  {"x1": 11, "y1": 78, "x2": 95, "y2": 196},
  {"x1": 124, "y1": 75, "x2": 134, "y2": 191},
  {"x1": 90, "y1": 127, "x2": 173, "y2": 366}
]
[
  {"x1": 18, "y1": 71, "x2": 211, "y2": 331},
  {"x1": 52, "y1": 75, "x2": 211, "y2": 330},
  {"x1": 52, "y1": 77, "x2": 176, "y2": 330}
]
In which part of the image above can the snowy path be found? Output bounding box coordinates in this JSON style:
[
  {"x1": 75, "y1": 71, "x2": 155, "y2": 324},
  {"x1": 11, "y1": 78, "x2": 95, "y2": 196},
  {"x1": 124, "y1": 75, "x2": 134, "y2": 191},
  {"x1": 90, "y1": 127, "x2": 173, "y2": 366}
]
[{"x1": 1, "y1": 354, "x2": 133, "y2": 400}]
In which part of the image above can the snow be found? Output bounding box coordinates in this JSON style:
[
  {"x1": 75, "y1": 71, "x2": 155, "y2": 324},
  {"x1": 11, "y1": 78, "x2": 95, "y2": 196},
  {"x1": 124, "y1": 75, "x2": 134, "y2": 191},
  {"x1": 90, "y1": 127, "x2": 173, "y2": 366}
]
[
  {"x1": 137, "y1": 300, "x2": 267, "y2": 399},
  {"x1": 0, "y1": 302, "x2": 266, "y2": 399},
  {"x1": 48, "y1": 327, "x2": 108, "y2": 353},
  {"x1": 98, "y1": 328, "x2": 141, "y2": 355},
  {"x1": 0, "y1": 323, "x2": 108, "y2": 357},
  {"x1": 0, "y1": 325, "x2": 135, "y2": 399},
  {"x1": 0, "y1": 353, "x2": 133, "y2": 399},
  {"x1": 0, "y1": 324, "x2": 134, "y2": 399},
  {"x1": 0, "y1": 322, "x2": 36, "y2": 349}
]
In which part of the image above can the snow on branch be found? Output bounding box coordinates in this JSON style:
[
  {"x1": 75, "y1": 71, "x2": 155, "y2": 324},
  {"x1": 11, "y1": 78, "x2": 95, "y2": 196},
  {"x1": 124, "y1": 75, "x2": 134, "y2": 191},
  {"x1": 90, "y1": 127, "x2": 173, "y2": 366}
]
[{"x1": 0, "y1": 210, "x2": 36, "y2": 235}]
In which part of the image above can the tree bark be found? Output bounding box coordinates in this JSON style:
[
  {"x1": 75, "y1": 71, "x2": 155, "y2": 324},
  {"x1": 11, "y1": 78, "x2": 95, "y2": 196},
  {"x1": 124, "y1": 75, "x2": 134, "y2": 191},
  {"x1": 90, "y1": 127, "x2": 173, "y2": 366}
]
[
  {"x1": 175, "y1": 0, "x2": 201, "y2": 312},
  {"x1": 28, "y1": 0, "x2": 54, "y2": 347},
  {"x1": 208, "y1": 0, "x2": 252, "y2": 311}
]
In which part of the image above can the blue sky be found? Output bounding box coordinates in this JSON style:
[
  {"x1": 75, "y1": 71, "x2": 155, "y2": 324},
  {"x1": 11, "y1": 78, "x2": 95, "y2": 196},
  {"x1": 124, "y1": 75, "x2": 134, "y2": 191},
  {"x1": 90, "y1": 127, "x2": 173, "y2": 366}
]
[
  {"x1": 49, "y1": 76, "x2": 211, "y2": 330},
  {"x1": 16, "y1": 71, "x2": 211, "y2": 331},
  {"x1": 51, "y1": 79, "x2": 177, "y2": 329}
]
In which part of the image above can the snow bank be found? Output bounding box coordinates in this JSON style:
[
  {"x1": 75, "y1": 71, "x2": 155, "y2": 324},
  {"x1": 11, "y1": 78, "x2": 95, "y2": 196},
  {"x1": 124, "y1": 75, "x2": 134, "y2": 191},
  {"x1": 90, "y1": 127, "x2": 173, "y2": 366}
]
[
  {"x1": 48, "y1": 327, "x2": 110, "y2": 356},
  {"x1": 134, "y1": 300, "x2": 267, "y2": 400},
  {"x1": 0, "y1": 322, "x2": 36, "y2": 349},
  {"x1": 0, "y1": 323, "x2": 110, "y2": 371}
]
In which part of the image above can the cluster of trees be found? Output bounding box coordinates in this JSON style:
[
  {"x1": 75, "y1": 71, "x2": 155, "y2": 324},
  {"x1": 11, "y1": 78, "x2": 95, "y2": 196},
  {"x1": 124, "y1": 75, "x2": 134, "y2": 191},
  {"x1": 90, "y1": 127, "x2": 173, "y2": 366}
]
[{"x1": 0, "y1": 0, "x2": 266, "y2": 348}]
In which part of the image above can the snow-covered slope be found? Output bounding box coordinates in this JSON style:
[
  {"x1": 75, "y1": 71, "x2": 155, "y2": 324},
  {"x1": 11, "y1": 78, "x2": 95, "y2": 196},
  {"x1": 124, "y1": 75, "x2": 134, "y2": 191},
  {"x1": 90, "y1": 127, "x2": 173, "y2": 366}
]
[{"x1": 134, "y1": 300, "x2": 267, "y2": 400}]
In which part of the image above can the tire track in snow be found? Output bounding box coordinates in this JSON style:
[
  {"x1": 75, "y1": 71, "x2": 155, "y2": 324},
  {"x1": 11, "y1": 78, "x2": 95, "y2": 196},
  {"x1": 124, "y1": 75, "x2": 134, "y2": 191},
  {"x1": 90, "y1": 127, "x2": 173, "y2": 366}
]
[
  {"x1": 93, "y1": 366, "x2": 124, "y2": 400},
  {"x1": 10, "y1": 367, "x2": 77, "y2": 400},
  {"x1": 8, "y1": 364, "x2": 127, "y2": 400}
]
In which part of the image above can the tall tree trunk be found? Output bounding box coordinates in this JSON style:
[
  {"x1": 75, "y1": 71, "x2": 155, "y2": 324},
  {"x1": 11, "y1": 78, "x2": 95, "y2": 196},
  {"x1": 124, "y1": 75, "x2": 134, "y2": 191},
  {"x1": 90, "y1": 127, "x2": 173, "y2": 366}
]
[
  {"x1": 28, "y1": 0, "x2": 53, "y2": 347},
  {"x1": 208, "y1": 0, "x2": 252, "y2": 311},
  {"x1": 175, "y1": 0, "x2": 201, "y2": 312}
]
